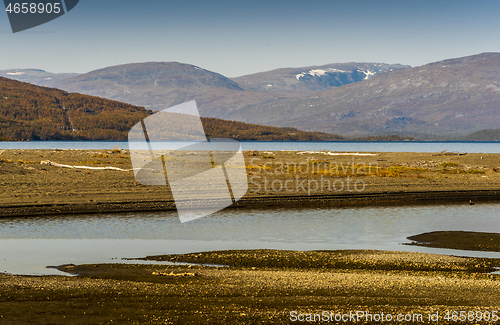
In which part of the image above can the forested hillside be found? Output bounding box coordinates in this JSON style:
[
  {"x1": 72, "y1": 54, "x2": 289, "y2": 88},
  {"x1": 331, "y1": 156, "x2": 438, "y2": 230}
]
[
  {"x1": 202, "y1": 118, "x2": 343, "y2": 141},
  {"x1": 463, "y1": 129, "x2": 500, "y2": 141},
  {"x1": 0, "y1": 77, "x2": 151, "y2": 140},
  {"x1": 0, "y1": 78, "x2": 343, "y2": 141}
]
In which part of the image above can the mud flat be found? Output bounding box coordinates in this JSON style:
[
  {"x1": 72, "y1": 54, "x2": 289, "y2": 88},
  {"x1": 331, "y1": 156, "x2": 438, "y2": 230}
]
[
  {"x1": 408, "y1": 231, "x2": 500, "y2": 252},
  {"x1": 1, "y1": 149, "x2": 500, "y2": 217},
  {"x1": 1, "y1": 249, "x2": 500, "y2": 324}
]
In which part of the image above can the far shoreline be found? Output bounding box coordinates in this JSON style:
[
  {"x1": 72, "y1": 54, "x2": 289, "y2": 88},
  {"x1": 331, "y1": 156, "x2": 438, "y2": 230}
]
[
  {"x1": 2, "y1": 189, "x2": 500, "y2": 218},
  {"x1": 2, "y1": 139, "x2": 500, "y2": 144},
  {"x1": 1, "y1": 149, "x2": 499, "y2": 218}
]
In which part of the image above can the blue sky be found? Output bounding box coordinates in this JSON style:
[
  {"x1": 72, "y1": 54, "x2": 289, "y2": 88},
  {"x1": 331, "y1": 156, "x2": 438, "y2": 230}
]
[{"x1": 1, "y1": 0, "x2": 500, "y2": 77}]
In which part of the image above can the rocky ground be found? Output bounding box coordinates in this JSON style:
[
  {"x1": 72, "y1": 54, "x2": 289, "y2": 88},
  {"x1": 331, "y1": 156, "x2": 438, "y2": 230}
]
[
  {"x1": 1, "y1": 249, "x2": 500, "y2": 324},
  {"x1": 0, "y1": 149, "x2": 499, "y2": 217}
]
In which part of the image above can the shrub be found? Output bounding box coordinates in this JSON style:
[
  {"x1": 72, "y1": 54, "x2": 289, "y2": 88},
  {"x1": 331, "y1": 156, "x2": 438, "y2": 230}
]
[{"x1": 440, "y1": 162, "x2": 460, "y2": 167}]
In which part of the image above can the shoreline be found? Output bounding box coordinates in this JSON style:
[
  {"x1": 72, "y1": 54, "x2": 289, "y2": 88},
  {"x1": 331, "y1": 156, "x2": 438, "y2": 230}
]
[
  {"x1": 1, "y1": 149, "x2": 500, "y2": 218},
  {"x1": 2, "y1": 189, "x2": 500, "y2": 218},
  {"x1": 1, "y1": 249, "x2": 500, "y2": 324}
]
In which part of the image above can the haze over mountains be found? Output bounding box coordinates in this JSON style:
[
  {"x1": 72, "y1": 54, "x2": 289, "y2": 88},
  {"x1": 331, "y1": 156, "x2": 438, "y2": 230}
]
[
  {"x1": 2, "y1": 53, "x2": 500, "y2": 139},
  {"x1": 0, "y1": 69, "x2": 79, "y2": 88}
]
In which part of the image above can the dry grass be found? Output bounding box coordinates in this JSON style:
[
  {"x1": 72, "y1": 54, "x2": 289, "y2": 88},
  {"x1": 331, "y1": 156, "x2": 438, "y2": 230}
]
[
  {"x1": 440, "y1": 162, "x2": 460, "y2": 167},
  {"x1": 94, "y1": 152, "x2": 109, "y2": 158}
]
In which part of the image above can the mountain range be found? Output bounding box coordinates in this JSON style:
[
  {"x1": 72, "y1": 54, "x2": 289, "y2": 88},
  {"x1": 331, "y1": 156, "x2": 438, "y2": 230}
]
[
  {"x1": 229, "y1": 53, "x2": 500, "y2": 138},
  {"x1": 2, "y1": 53, "x2": 500, "y2": 139}
]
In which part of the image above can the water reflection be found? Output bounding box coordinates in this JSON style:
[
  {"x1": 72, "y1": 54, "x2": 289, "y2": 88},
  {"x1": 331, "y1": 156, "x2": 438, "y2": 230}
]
[{"x1": 1, "y1": 201, "x2": 500, "y2": 275}]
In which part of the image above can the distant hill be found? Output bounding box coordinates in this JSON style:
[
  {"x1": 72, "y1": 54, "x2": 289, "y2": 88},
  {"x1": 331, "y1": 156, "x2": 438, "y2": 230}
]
[
  {"x1": 463, "y1": 129, "x2": 500, "y2": 141},
  {"x1": 225, "y1": 53, "x2": 500, "y2": 138},
  {"x1": 0, "y1": 69, "x2": 79, "y2": 88},
  {"x1": 202, "y1": 118, "x2": 343, "y2": 141},
  {"x1": 49, "y1": 61, "x2": 411, "y2": 120},
  {"x1": 0, "y1": 77, "x2": 343, "y2": 141},
  {"x1": 233, "y1": 62, "x2": 409, "y2": 92},
  {"x1": 53, "y1": 62, "x2": 249, "y2": 112},
  {"x1": 352, "y1": 135, "x2": 419, "y2": 141}
]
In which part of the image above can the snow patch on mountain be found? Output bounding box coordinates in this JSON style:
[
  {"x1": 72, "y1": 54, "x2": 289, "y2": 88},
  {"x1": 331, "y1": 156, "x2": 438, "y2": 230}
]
[
  {"x1": 362, "y1": 70, "x2": 375, "y2": 79},
  {"x1": 296, "y1": 68, "x2": 348, "y2": 80}
]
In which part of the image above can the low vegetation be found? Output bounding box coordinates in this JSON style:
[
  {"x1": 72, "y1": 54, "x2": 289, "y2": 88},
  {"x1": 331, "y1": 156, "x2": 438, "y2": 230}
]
[
  {"x1": 440, "y1": 162, "x2": 460, "y2": 167},
  {"x1": 202, "y1": 117, "x2": 344, "y2": 141}
]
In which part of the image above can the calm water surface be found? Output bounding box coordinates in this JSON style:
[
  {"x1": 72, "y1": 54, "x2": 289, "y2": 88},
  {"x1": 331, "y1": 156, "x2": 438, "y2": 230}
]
[
  {"x1": 1, "y1": 202, "x2": 500, "y2": 275},
  {"x1": 1, "y1": 140, "x2": 500, "y2": 153},
  {"x1": 1, "y1": 140, "x2": 499, "y2": 275}
]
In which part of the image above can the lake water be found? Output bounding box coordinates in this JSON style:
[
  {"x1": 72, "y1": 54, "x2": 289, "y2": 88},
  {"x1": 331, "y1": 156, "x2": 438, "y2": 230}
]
[
  {"x1": 1, "y1": 140, "x2": 500, "y2": 153},
  {"x1": 2, "y1": 202, "x2": 500, "y2": 275}
]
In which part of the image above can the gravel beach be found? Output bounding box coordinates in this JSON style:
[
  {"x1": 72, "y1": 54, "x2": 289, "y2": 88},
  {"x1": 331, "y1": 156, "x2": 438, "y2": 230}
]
[
  {"x1": 1, "y1": 249, "x2": 500, "y2": 324},
  {"x1": 1, "y1": 149, "x2": 500, "y2": 217}
]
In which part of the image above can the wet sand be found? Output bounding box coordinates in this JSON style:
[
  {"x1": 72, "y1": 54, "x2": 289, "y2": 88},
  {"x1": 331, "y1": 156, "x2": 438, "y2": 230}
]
[
  {"x1": 408, "y1": 231, "x2": 500, "y2": 252},
  {"x1": 1, "y1": 149, "x2": 500, "y2": 217}
]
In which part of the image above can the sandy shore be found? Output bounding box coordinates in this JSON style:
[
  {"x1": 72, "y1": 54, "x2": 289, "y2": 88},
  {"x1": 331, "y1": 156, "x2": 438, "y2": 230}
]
[
  {"x1": 1, "y1": 149, "x2": 500, "y2": 217},
  {"x1": 1, "y1": 249, "x2": 500, "y2": 324}
]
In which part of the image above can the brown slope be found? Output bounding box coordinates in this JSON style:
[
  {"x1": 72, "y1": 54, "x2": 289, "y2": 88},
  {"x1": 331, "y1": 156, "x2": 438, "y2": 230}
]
[
  {"x1": 202, "y1": 118, "x2": 343, "y2": 141},
  {"x1": 0, "y1": 77, "x2": 151, "y2": 140},
  {"x1": 0, "y1": 77, "x2": 342, "y2": 141}
]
